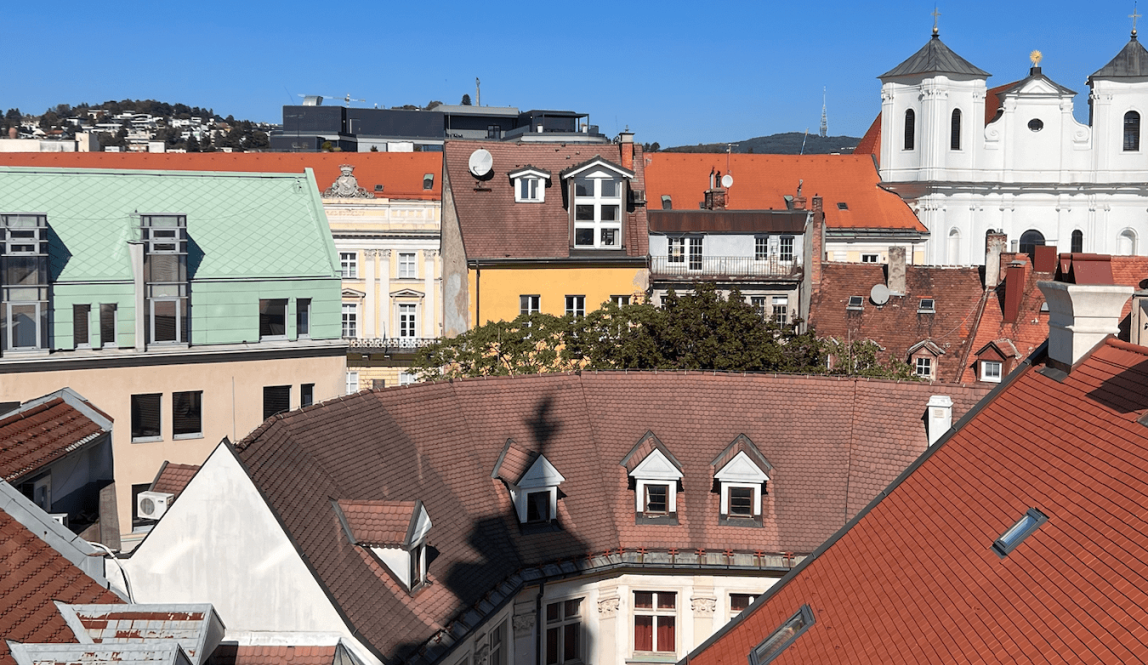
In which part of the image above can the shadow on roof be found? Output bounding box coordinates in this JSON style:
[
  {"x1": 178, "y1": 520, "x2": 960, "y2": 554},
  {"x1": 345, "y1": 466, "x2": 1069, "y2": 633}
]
[{"x1": 1084, "y1": 357, "x2": 1148, "y2": 414}]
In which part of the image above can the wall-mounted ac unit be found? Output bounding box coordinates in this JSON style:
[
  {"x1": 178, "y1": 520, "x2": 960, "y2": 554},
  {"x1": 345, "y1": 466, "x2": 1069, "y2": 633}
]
[
  {"x1": 49, "y1": 513, "x2": 68, "y2": 527},
  {"x1": 137, "y1": 491, "x2": 174, "y2": 520}
]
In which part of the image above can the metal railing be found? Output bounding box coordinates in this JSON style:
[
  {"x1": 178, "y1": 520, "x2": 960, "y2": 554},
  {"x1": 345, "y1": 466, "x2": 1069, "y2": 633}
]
[
  {"x1": 346, "y1": 336, "x2": 437, "y2": 352},
  {"x1": 651, "y1": 255, "x2": 801, "y2": 278}
]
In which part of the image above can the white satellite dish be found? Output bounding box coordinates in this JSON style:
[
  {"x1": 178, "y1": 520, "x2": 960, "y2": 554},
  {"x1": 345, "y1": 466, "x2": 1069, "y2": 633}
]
[
  {"x1": 721, "y1": 173, "x2": 734, "y2": 188},
  {"x1": 468, "y1": 149, "x2": 493, "y2": 177},
  {"x1": 870, "y1": 283, "x2": 890, "y2": 306}
]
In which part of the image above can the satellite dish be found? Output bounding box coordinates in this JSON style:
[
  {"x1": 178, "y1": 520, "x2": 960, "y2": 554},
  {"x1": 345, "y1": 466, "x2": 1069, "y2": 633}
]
[
  {"x1": 469, "y1": 149, "x2": 493, "y2": 177},
  {"x1": 721, "y1": 173, "x2": 734, "y2": 188},
  {"x1": 870, "y1": 284, "x2": 890, "y2": 306}
]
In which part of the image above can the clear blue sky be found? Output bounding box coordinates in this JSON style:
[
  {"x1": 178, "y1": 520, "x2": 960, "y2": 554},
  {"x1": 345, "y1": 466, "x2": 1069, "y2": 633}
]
[{"x1": 2, "y1": 1, "x2": 1141, "y2": 146}]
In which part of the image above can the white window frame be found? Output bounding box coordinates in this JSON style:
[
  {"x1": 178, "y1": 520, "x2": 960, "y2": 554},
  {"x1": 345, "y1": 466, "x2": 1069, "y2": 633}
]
[
  {"x1": 340, "y1": 252, "x2": 358, "y2": 278},
  {"x1": 750, "y1": 296, "x2": 767, "y2": 317},
  {"x1": 399, "y1": 303, "x2": 418, "y2": 338},
  {"x1": 754, "y1": 236, "x2": 768, "y2": 261},
  {"x1": 545, "y1": 598, "x2": 583, "y2": 665},
  {"x1": 611, "y1": 295, "x2": 631, "y2": 307},
  {"x1": 730, "y1": 593, "x2": 758, "y2": 616},
  {"x1": 772, "y1": 296, "x2": 788, "y2": 325},
  {"x1": 342, "y1": 303, "x2": 358, "y2": 338},
  {"x1": 861, "y1": 253, "x2": 880, "y2": 263},
  {"x1": 399, "y1": 371, "x2": 416, "y2": 386},
  {"x1": 633, "y1": 590, "x2": 677, "y2": 655},
  {"x1": 915, "y1": 356, "x2": 932, "y2": 378},
  {"x1": 148, "y1": 297, "x2": 185, "y2": 345},
  {"x1": 398, "y1": 252, "x2": 417, "y2": 279},
  {"x1": 565, "y1": 295, "x2": 585, "y2": 318},
  {"x1": 515, "y1": 176, "x2": 545, "y2": 203},
  {"x1": 573, "y1": 174, "x2": 623, "y2": 249},
  {"x1": 721, "y1": 482, "x2": 761, "y2": 518},
  {"x1": 520, "y1": 295, "x2": 541, "y2": 315},
  {"x1": 345, "y1": 371, "x2": 359, "y2": 395},
  {"x1": 779, "y1": 236, "x2": 795, "y2": 262},
  {"x1": 981, "y1": 360, "x2": 1002, "y2": 383},
  {"x1": 5, "y1": 301, "x2": 45, "y2": 351},
  {"x1": 667, "y1": 237, "x2": 686, "y2": 263}
]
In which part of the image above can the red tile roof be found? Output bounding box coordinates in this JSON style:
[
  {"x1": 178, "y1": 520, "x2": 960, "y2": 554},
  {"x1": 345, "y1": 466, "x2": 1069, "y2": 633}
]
[
  {"x1": 336, "y1": 500, "x2": 416, "y2": 547},
  {"x1": 207, "y1": 645, "x2": 336, "y2": 665},
  {"x1": 0, "y1": 511, "x2": 122, "y2": 665},
  {"x1": 0, "y1": 397, "x2": 108, "y2": 483},
  {"x1": 149, "y1": 463, "x2": 200, "y2": 501},
  {"x1": 690, "y1": 337, "x2": 1148, "y2": 665},
  {"x1": 809, "y1": 263, "x2": 988, "y2": 383},
  {"x1": 444, "y1": 140, "x2": 649, "y2": 260},
  {"x1": 853, "y1": 113, "x2": 882, "y2": 165},
  {"x1": 644, "y1": 153, "x2": 924, "y2": 232},
  {"x1": 491, "y1": 440, "x2": 537, "y2": 485},
  {"x1": 235, "y1": 372, "x2": 989, "y2": 663},
  {"x1": 0, "y1": 152, "x2": 442, "y2": 201}
]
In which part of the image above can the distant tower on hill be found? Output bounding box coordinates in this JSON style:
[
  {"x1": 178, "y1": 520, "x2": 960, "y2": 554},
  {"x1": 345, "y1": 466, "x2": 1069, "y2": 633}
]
[{"x1": 820, "y1": 87, "x2": 828, "y2": 138}]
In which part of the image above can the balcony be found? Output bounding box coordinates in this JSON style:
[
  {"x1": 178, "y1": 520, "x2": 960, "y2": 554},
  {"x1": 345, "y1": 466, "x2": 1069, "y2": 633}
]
[
  {"x1": 346, "y1": 337, "x2": 437, "y2": 354},
  {"x1": 651, "y1": 256, "x2": 801, "y2": 280}
]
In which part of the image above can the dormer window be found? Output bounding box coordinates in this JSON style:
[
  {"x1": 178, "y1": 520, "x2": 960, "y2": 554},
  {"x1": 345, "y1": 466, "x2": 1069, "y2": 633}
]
[
  {"x1": 711, "y1": 435, "x2": 772, "y2": 527},
  {"x1": 907, "y1": 340, "x2": 944, "y2": 382},
  {"x1": 1, "y1": 214, "x2": 50, "y2": 354},
  {"x1": 559, "y1": 156, "x2": 635, "y2": 250},
  {"x1": 493, "y1": 439, "x2": 565, "y2": 526},
  {"x1": 334, "y1": 499, "x2": 432, "y2": 593},
  {"x1": 621, "y1": 431, "x2": 683, "y2": 524},
  {"x1": 509, "y1": 166, "x2": 551, "y2": 203}
]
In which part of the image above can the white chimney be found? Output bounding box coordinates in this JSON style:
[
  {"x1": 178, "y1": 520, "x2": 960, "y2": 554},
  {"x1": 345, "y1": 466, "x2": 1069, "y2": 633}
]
[
  {"x1": 926, "y1": 395, "x2": 952, "y2": 447},
  {"x1": 1037, "y1": 281, "x2": 1134, "y2": 370},
  {"x1": 887, "y1": 246, "x2": 907, "y2": 295},
  {"x1": 1131, "y1": 290, "x2": 1148, "y2": 347}
]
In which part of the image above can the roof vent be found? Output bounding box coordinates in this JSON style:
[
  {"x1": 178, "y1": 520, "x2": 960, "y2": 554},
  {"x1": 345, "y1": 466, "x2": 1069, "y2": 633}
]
[
  {"x1": 837, "y1": 202, "x2": 848, "y2": 210},
  {"x1": 374, "y1": 184, "x2": 384, "y2": 192},
  {"x1": 423, "y1": 173, "x2": 434, "y2": 190},
  {"x1": 992, "y1": 507, "x2": 1047, "y2": 557}
]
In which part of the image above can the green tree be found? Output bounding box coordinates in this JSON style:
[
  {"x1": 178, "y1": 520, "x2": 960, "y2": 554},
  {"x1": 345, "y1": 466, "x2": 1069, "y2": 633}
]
[
  {"x1": 461, "y1": 94, "x2": 472, "y2": 106},
  {"x1": 414, "y1": 313, "x2": 575, "y2": 380},
  {"x1": 200, "y1": 133, "x2": 214, "y2": 152},
  {"x1": 186, "y1": 134, "x2": 201, "y2": 152},
  {"x1": 821, "y1": 338, "x2": 916, "y2": 379}
]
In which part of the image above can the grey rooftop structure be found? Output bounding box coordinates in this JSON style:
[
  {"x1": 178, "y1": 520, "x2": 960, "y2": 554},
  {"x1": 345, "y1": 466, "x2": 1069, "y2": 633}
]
[{"x1": 880, "y1": 33, "x2": 991, "y2": 79}]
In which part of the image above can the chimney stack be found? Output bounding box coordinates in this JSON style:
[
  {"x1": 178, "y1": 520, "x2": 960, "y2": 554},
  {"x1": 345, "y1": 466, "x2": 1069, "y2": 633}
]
[
  {"x1": 704, "y1": 169, "x2": 727, "y2": 210},
  {"x1": 793, "y1": 179, "x2": 807, "y2": 211},
  {"x1": 985, "y1": 231, "x2": 1007, "y2": 289},
  {"x1": 926, "y1": 395, "x2": 953, "y2": 447},
  {"x1": 1037, "y1": 281, "x2": 1133, "y2": 371},
  {"x1": 1001, "y1": 260, "x2": 1027, "y2": 324},
  {"x1": 887, "y1": 246, "x2": 907, "y2": 295},
  {"x1": 619, "y1": 129, "x2": 634, "y2": 171},
  {"x1": 1132, "y1": 290, "x2": 1148, "y2": 346},
  {"x1": 810, "y1": 196, "x2": 824, "y2": 290}
]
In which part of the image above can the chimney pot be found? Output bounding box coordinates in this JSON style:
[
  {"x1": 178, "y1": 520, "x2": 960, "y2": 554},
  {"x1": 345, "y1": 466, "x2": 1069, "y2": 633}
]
[
  {"x1": 926, "y1": 395, "x2": 953, "y2": 446},
  {"x1": 1037, "y1": 281, "x2": 1134, "y2": 370},
  {"x1": 985, "y1": 231, "x2": 1007, "y2": 289},
  {"x1": 887, "y1": 246, "x2": 907, "y2": 295}
]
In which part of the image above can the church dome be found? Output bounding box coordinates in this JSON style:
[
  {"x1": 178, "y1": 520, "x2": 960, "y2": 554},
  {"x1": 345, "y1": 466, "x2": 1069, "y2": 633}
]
[{"x1": 1090, "y1": 34, "x2": 1148, "y2": 80}]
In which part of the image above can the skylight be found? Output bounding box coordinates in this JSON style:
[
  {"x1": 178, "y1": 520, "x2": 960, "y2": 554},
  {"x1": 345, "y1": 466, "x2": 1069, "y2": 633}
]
[
  {"x1": 993, "y1": 508, "x2": 1047, "y2": 557},
  {"x1": 750, "y1": 605, "x2": 815, "y2": 665},
  {"x1": 918, "y1": 298, "x2": 936, "y2": 313},
  {"x1": 837, "y1": 202, "x2": 849, "y2": 210},
  {"x1": 847, "y1": 296, "x2": 864, "y2": 310}
]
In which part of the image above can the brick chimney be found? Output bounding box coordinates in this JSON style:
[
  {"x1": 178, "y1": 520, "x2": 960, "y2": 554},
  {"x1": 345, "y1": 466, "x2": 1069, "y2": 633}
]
[
  {"x1": 985, "y1": 231, "x2": 1007, "y2": 289},
  {"x1": 810, "y1": 195, "x2": 824, "y2": 289},
  {"x1": 1038, "y1": 281, "x2": 1134, "y2": 371},
  {"x1": 887, "y1": 246, "x2": 907, "y2": 295},
  {"x1": 704, "y1": 170, "x2": 727, "y2": 210},
  {"x1": 619, "y1": 129, "x2": 634, "y2": 172},
  {"x1": 926, "y1": 395, "x2": 952, "y2": 447},
  {"x1": 1002, "y1": 260, "x2": 1027, "y2": 324},
  {"x1": 793, "y1": 179, "x2": 807, "y2": 211},
  {"x1": 1033, "y1": 245, "x2": 1058, "y2": 273}
]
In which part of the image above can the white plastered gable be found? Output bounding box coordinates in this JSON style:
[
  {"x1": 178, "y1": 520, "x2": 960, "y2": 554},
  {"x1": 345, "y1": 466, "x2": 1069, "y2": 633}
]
[
  {"x1": 714, "y1": 451, "x2": 770, "y2": 484},
  {"x1": 629, "y1": 448, "x2": 683, "y2": 514},
  {"x1": 510, "y1": 455, "x2": 565, "y2": 523}
]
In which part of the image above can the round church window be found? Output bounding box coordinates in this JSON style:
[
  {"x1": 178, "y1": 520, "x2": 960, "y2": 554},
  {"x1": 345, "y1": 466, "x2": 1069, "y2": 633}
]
[{"x1": 1028, "y1": 118, "x2": 1044, "y2": 132}]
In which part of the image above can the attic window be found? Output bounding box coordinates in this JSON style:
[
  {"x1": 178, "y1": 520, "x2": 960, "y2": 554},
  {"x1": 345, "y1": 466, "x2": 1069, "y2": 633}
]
[
  {"x1": 423, "y1": 174, "x2": 434, "y2": 190},
  {"x1": 847, "y1": 296, "x2": 864, "y2": 310},
  {"x1": 712, "y1": 435, "x2": 771, "y2": 527},
  {"x1": 918, "y1": 298, "x2": 936, "y2": 313},
  {"x1": 836, "y1": 202, "x2": 848, "y2": 210},
  {"x1": 492, "y1": 439, "x2": 565, "y2": 526},
  {"x1": 1040, "y1": 301, "x2": 1049, "y2": 312},
  {"x1": 510, "y1": 167, "x2": 551, "y2": 203},
  {"x1": 750, "y1": 605, "x2": 815, "y2": 665},
  {"x1": 374, "y1": 184, "x2": 383, "y2": 192},
  {"x1": 993, "y1": 507, "x2": 1047, "y2": 557},
  {"x1": 661, "y1": 195, "x2": 672, "y2": 210},
  {"x1": 335, "y1": 499, "x2": 433, "y2": 593},
  {"x1": 622, "y1": 432, "x2": 683, "y2": 524}
]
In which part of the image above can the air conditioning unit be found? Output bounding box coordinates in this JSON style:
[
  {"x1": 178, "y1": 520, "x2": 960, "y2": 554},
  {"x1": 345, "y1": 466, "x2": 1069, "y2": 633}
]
[
  {"x1": 137, "y1": 491, "x2": 174, "y2": 520},
  {"x1": 49, "y1": 513, "x2": 68, "y2": 527}
]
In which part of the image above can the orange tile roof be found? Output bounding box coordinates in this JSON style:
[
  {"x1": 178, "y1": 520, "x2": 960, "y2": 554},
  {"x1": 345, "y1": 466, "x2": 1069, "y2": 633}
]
[
  {"x1": 644, "y1": 153, "x2": 925, "y2": 232},
  {"x1": 208, "y1": 645, "x2": 336, "y2": 665},
  {"x1": 0, "y1": 152, "x2": 442, "y2": 201},
  {"x1": 853, "y1": 113, "x2": 882, "y2": 165},
  {"x1": 690, "y1": 337, "x2": 1148, "y2": 665}
]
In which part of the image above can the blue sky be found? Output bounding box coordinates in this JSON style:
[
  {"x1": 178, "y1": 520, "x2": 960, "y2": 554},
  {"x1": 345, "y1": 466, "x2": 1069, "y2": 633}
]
[{"x1": 2, "y1": 1, "x2": 1141, "y2": 146}]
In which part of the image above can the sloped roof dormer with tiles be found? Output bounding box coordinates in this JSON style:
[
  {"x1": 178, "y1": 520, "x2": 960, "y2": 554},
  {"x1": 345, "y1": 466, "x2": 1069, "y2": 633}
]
[
  {"x1": 492, "y1": 438, "x2": 565, "y2": 525},
  {"x1": 0, "y1": 388, "x2": 112, "y2": 484},
  {"x1": 334, "y1": 499, "x2": 432, "y2": 592}
]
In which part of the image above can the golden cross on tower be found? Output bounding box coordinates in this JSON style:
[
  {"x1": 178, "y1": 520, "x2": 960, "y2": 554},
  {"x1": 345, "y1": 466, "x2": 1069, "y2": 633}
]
[
  {"x1": 932, "y1": 6, "x2": 941, "y2": 35},
  {"x1": 1132, "y1": 3, "x2": 1142, "y2": 36}
]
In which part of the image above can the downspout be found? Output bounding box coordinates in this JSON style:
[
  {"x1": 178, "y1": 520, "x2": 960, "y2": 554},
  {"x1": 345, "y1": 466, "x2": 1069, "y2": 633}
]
[
  {"x1": 535, "y1": 581, "x2": 545, "y2": 665},
  {"x1": 474, "y1": 260, "x2": 481, "y2": 328}
]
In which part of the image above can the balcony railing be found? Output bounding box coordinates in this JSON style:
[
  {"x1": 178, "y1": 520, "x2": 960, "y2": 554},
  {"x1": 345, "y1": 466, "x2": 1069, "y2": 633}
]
[
  {"x1": 346, "y1": 336, "x2": 437, "y2": 352},
  {"x1": 651, "y1": 256, "x2": 801, "y2": 278}
]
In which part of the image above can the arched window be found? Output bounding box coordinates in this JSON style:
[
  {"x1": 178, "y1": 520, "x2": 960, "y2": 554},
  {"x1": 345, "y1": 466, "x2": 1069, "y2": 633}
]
[
  {"x1": 1125, "y1": 111, "x2": 1141, "y2": 151},
  {"x1": 947, "y1": 228, "x2": 961, "y2": 264},
  {"x1": 1118, "y1": 228, "x2": 1138, "y2": 256},
  {"x1": 951, "y1": 109, "x2": 962, "y2": 150},
  {"x1": 1071, "y1": 230, "x2": 1083, "y2": 254},
  {"x1": 904, "y1": 109, "x2": 916, "y2": 150},
  {"x1": 1019, "y1": 229, "x2": 1045, "y2": 258}
]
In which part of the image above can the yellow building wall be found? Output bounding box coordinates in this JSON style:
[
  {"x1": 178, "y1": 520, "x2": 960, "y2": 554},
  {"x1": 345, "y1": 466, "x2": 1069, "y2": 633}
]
[{"x1": 468, "y1": 266, "x2": 648, "y2": 326}]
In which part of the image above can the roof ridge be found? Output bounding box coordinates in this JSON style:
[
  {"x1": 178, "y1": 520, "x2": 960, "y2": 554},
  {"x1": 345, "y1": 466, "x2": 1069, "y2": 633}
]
[{"x1": 1105, "y1": 337, "x2": 1148, "y2": 356}]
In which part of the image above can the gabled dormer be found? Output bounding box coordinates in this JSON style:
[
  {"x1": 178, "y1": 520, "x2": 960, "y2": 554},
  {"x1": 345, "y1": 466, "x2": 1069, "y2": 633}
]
[
  {"x1": 973, "y1": 339, "x2": 1018, "y2": 384},
  {"x1": 492, "y1": 438, "x2": 565, "y2": 525},
  {"x1": 907, "y1": 339, "x2": 945, "y2": 381},
  {"x1": 711, "y1": 435, "x2": 772, "y2": 526},
  {"x1": 620, "y1": 431, "x2": 684, "y2": 524},
  {"x1": 334, "y1": 499, "x2": 432, "y2": 593},
  {"x1": 559, "y1": 156, "x2": 635, "y2": 250},
  {"x1": 508, "y1": 165, "x2": 551, "y2": 203}
]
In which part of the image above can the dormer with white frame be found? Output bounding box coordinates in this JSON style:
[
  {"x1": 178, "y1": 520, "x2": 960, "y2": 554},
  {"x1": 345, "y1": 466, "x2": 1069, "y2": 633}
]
[
  {"x1": 334, "y1": 499, "x2": 433, "y2": 593},
  {"x1": 620, "y1": 431, "x2": 684, "y2": 524},
  {"x1": 559, "y1": 155, "x2": 635, "y2": 250},
  {"x1": 711, "y1": 434, "x2": 772, "y2": 527},
  {"x1": 508, "y1": 165, "x2": 551, "y2": 203},
  {"x1": 492, "y1": 438, "x2": 566, "y2": 525}
]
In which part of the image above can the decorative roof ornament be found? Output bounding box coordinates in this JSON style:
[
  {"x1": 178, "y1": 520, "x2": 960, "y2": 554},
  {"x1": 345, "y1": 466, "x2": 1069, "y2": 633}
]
[
  {"x1": 1030, "y1": 50, "x2": 1043, "y2": 67},
  {"x1": 932, "y1": 5, "x2": 941, "y2": 36},
  {"x1": 323, "y1": 164, "x2": 372, "y2": 198},
  {"x1": 1133, "y1": 2, "x2": 1142, "y2": 38}
]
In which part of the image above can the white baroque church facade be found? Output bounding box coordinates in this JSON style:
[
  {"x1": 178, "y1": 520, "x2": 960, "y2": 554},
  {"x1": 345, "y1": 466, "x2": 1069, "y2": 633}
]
[{"x1": 870, "y1": 26, "x2": 1148, "y2": 264}]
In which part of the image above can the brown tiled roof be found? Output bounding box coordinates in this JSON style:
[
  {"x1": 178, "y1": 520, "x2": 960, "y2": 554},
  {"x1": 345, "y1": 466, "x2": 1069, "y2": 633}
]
[
  {"x1": 619, "y1": 431, "x2": 682, "y2": 474},
  {"x1": 648, "y1": 210, "x2": 806, "y2": 234},
  {"x1": 444, "y1": 140, "x2": 649, "y2": 260},
  {"x1": 809, "y1": 263, "x2": 988, "y2": 383},
  {"x1": 208, "y1": 645, "x2": 336, "y2": 665},
  {"x1": 690, "y1": 338, "x2": 1148, "y2": 665},
  {"x1": 710, "y1": 434, "x2": 772, "y2": 476},
  {"x1": 0, "y1": 397, "x2": 108, "y2": 483},
  {"x1": 0, "y1": 511, "x2": 122, "y2": 665},
  {"x1": 336, "y1": 499, "x2": 417, "y2": 547},
  {"x1": 235, "y1": 372, "x2": 989, "y2": 663},
  {"x1": 149, "y1": 463, "x2": 200, "y2": 501},
  {"x1": 491, "y1": 439, "x2": 537, "y2": 485}
]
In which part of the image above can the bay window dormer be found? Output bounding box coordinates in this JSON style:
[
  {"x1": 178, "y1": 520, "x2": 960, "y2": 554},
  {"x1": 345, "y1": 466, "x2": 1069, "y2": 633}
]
[
  {"x1": 509, "y1": 166, "x2": 551, "y2": 203},
  {"x1": 559, "y1": 156, "x2": 635, "y2": 250},
  {"x1": 620, "y1": 431, "x2": 684, "y2": 524},
  {"x1": 1, "y1": 214, "x2": 50, "y2": 355},
  {"x1": 492, "y1": 438, "x2": 565, "y2": 526},
  {"x1": 140, "y1": 214, "x2": 189, "y2": 347},
  {"x1": 334, "y1": 499, "x2": 433, "y2": 593},
  {"x1": 711, "y1": 435, "x2": 772, "y2": 527}
]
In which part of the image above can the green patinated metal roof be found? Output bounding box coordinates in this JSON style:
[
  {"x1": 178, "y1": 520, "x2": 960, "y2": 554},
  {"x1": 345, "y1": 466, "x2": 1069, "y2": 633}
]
[{"x1": 0, "y1": 166, "x2": 339, "y2": 282}]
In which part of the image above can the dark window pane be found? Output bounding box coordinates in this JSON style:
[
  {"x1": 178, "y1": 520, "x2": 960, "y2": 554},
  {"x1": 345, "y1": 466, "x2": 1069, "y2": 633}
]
[
  {"x1": 904, "y1": 109, "x2": 915, "y2": 150},
  {"x1": 634, "y1": 592, "x2": 653, "y2": 609},
  {"x1": 564, "y1": 599, "x2": 581, "y2": 617},
  {"x1": 657, "y1": 592, "x2": 676, "y2": 609},
  {"x1": 574, "y1": 179, "x2": 593, "y2": 197},
  {"x1": 73, "y1": 304, "x2": 90, "y2": 347},
  {"x1": 951, "y1": 108, "x2": 962, "y2": 150},
  {"x1": 100, "y1": 304, "x2": 117, "y2": 346},
  {"x1": 301, "y1": 383, "x2": 314, "y2": 407},
  {"x1": 601, "y1": 228, "x2": 617, "y2": 246},
  {"x1": 600, "y1": 179, "x2": 618, "y2": 198},
  {"x1": 634, "y1": 616, "x2": 653, "y2": 651},
  {"x1": 172, "y1": 391, "x2": 202, "y2": 436},
  {"x1": 601, "y1": 205, "x2": 619, "y2": 221},
  {"x1": 546, "y1": 627, "x2": 559, "y2": 665},
  {"x1": 646, "y1": 484, "x2": 668, "y2": 513},
  {"x1": 546, "y1": 602, "x2": 560, "y2": 623},
  {"x1": 527, "y1": 491, "x2": 549, "y2": 522},
  {"x1": 731, "y1": 594, "x2": 753, "y2": 612},
  {"x1": 260, "y1": 299, "x2": 288, "y2": 338},
  {"x1": 154, "y1": 300, "x2": 177, "y2": 342},
  {"x1": 1126, "y1": 111, "x2": 1141, "y2": 151},
  {"x1": 563, "y1": 623, "x2": 579, "y2": 661},
  {"x1": 297, "y1": 299, "x2": 311, "y2": 336},
  {"x1": 12, "y1": 304, "x2": 37, "y2": 348},
  {"x1": 574, "y1": 228, "x2": 594, "y2": 246},
  {"x1": 730, "y1": 487, "x2": 754, "y2": 516},
  {"x1": 575, "y1": 205, "x2": 594, "y2": 221},
  {"x1": 131, "y1": 394, "x2": 161, "y2": 439},
  {"x1": 656, "y1": 616, "x2": 675, "y2": 652},
  {"x1": 263, "y1": 385, "x2": 290, "y2": 420}
]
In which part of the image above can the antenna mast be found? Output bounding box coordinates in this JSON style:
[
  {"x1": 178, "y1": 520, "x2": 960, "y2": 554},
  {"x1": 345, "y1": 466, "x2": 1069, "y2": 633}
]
[{"x1": 820, "y1": 87, "x2": 828, "y2": 138}]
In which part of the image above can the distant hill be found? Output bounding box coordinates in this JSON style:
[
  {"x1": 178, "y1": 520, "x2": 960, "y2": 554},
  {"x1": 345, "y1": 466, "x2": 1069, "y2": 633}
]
[{"x1": 662, "y1": 132, "x2": 861, "y2": 155}]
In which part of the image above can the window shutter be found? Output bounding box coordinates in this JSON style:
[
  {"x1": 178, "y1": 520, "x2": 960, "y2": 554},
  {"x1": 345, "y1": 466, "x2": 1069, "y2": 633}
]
[
  {"x1": 73, "y1": 304, "x2": 90, "y2": 347},
  {"x1": 100, "y1": 304, "x2": 116, "y2": 346},
  {"x1": 263, "y1": 385, "x2": 291, "y2": 420}
]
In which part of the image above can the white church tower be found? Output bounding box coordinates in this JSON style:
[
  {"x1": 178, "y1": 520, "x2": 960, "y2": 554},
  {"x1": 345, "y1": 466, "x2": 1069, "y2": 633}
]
[{"x1": 873, "y1": 17, "x2": 1148, "y2": 264}]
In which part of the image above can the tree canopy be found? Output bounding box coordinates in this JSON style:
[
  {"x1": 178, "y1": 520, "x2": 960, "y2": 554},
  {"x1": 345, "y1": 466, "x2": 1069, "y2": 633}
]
[{"x1": 413, "y1": 283, "x2": 915, "y2": 381}]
